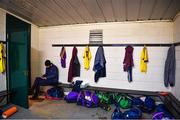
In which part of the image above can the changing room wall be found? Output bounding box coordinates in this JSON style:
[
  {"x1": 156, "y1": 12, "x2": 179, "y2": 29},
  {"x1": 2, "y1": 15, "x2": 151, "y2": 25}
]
[
  {"x1": 0, "y1": 9, "x2": 6, "y2": 91},
  {"x1": 39, "y1": 21, "x2": 173, "y2": 92},
  {"x1": 31, "y1": 25, "x2": 39, "y2": 86},
  {"x1": 172, "y1": 13, "x2": 180, "y2": 100}
]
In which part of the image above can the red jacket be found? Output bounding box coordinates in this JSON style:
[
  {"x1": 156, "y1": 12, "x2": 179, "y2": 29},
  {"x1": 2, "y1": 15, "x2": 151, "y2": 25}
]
[
  {"x1": 123, "y1": 45, "x2": 134, "y2": 71},
  {"x1": 68, "y1": 47, "x2": 80, "y2": 82}
]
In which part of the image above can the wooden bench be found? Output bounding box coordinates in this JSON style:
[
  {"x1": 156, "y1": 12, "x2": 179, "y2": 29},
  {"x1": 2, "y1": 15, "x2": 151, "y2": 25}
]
[
  {"x1": 159, "y1": 93, "x2": 180, "y2": 118},
  {"x1": 0, "y1": 90, "x2": 12, "y2": 104},
  {"x1": 0, "y1": 91, "x2": 11, "y2": 97},
  {"x1": 58, "y1": 83, "x2": 158, "y2": 96}
]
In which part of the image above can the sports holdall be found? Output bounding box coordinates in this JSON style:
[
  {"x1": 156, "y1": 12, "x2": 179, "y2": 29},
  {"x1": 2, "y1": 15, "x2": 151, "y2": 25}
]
[
  {"x1": 45, "y1": 86, "x2": 64, "y2": 100},
  {"x1": 77, "y1": 91, "x2": 99, "y2": 108}
]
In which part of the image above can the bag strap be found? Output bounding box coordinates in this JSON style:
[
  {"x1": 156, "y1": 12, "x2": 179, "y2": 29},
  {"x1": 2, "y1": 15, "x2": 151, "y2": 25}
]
[
  {"x1": 77, "y1": 91, "x2": 84, "y2": 102},
  {"x1": 117, "y1": 96, "x2": 123, "y2": 103},
  {"x1": 90, "y1": 91, "x2": 95, "y2": 103}
]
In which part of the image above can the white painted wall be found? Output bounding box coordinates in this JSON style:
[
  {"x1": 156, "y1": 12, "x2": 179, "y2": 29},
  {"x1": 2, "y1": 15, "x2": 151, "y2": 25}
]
[
  {"x1": 172, "y1": 13, "x2": 180, "y2": 100},
  {"x1": 31, "y1": 25, "x2": 39, "y2": 86},
  {"x1": 0, "y1": 9, "x2": 6, "y2": 91},
  {"x1": 39, "y1": 21, "x2": 173, "y2": 92}
]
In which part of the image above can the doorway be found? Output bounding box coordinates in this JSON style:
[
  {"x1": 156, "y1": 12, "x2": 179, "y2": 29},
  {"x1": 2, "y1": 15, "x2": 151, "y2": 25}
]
[{"x1": 6, "y1": 14, "x2": 31, "y2": 108}]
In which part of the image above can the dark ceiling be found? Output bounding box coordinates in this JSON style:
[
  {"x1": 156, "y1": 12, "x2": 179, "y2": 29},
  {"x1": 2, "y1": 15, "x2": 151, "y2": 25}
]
[{"x1": 0, "y1": 0, "x2": 180, "y2": 27}]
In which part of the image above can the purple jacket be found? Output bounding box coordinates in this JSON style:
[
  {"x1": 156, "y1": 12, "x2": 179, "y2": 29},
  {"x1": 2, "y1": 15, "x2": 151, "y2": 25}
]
[{"x1": 60, "y1": 46, "x2": 66, "y2": 68}]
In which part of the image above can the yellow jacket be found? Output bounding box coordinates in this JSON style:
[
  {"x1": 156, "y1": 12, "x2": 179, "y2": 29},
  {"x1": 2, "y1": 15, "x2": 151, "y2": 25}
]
[
  {"x1": 83, "y1": 46, "x2": 92, "y2": 70},
  {"x1": 140, "y1": 47, "x2": 148, "y2": 73},
  {"x1": 0, "y1": 43, "x2": 5, "y2": 73}
]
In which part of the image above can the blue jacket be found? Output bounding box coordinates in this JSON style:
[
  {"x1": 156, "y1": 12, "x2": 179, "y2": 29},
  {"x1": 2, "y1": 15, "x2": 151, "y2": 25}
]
[
  {"x1": 93, "y1": 46, "x2": 106, "y2": 82},
  {"x1": 164, "y1": 45, "x2": 176, "y2": 87},
  {"x1": 44, "y1": 64, "x2": 59, "y2": 82}
]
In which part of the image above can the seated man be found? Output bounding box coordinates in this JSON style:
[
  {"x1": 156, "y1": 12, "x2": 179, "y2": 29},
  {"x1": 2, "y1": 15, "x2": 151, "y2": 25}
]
[{"x1": 31, "y1": 60, "x2": 59, "y2": 99}]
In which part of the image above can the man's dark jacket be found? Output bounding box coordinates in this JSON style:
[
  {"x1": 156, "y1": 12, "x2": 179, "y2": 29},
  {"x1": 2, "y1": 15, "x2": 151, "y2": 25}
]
[{"x1": 43, "y1": 64, "x2": 59, "y2": 83}]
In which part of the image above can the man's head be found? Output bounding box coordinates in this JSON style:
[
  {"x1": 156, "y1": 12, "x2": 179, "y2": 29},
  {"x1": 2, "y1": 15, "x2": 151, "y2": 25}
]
[{"x1": 45, "y1": 60, "x2": 52, "y2": 68}]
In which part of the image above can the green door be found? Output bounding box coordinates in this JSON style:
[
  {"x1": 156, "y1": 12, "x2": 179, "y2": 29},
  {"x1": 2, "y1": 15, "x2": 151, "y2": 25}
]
[{"x1": 6, "y1": 14, "x2": 30, "y2": 108}]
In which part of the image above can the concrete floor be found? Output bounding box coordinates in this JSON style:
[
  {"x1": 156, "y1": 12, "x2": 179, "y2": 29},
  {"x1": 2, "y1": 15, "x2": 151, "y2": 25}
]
[
  {"x1": 9, "y1": 96, "x2": 154, "y2": 119},
  {"x1": 7, "y1": 104, "x2": 44, "y2": 119},
  {"x1": 29, "y1": 99, "x2": 113, "y2": 119}
]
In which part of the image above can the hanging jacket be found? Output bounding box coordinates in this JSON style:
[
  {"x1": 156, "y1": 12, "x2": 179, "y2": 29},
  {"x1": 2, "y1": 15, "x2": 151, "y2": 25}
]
[
  {"x1": 164, "y1": 45, "x2": 176, "y2": 87},
  {"x1": 83, "y1": 46, "x2": 92, "y2": 70},
  {"x1": 0, "y1": 43, "x2": 5, "y2": 73},
  {"x1": 60, "y1": 46, "x2": 66, "y2": 68},
  {"x1": 123, "y1": 45, "x2": 134, "y2": 71},
  {"x1": 93, "y1": 46, "x2": 106, "y2": 82},
  {"x1": 68, "y1": 47, "x2": 80, "y2": 83},
  {"x1": 123, "y1": 45, "x2": 134, "y2": 82},
  {"x1": 140, "y1": 47, "x2": 148, "y2": 73}
]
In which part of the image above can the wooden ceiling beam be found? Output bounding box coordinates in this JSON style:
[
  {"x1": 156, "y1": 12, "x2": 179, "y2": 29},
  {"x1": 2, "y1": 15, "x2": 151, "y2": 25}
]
[
  {"x1": 110, "y1": 0, "x2": 116, "y2": 22},
  {"x1": 81, "y1": 0, "x2": 97, "y2": 23},
  {"x1": 10, "y1": 0, "x2": 47, "y2": 25},
  {"x1": 137, "y1": 0, "x2": 142, "y2": 21},
  {"x1": 53, "y1": 0, "x2": 78, "y2": 24},
  {"x1": 26, "y1": 0, "x2": 60, "y2": 26},
  {"x1": 125, "y1": 0, "x2": 128, "y2": 21},
  {"x1": 66, "y1": 0, "x2": 87, "y2": 23},
  {"x1": 38, "y1": 0, "x2": 68, "y2": 24},
  {"x1": 160, "y1": 0, "x2": 173, "y2": 20},
  {"x1": 54, "y1": 0, "x2": 84, "y2": 24},
  {"x1": 96, "y1": 0, "x2": 107, "y2": 22},
  {"x1": 148, "y1": 0, "x2": 157, "y2": 20}
]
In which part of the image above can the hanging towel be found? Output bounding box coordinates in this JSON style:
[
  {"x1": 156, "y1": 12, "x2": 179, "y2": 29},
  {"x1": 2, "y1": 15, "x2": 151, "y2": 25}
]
[
  {"x1": 123, "y1": 45, "x2": 134, "y2": 82},
  {"x1": 60, "y1": 46, "x2": 66, "y2": 68},
  {"x1": 164, "y1": 45, "x2": 176, "y2": 87},
  {"x1": 0, "y1": 43, "x2": 5, "y2": 73},
  {"x1": 140, "y1": 46, "x2": 148, "y2": 73},
  {"x1": 93, "y1": 46, "x2": 106, "y2": 83},
  {"x1": 68, "y1": 46, "x2": 80, "y2": 83},
  {"x1": 83, "y1": 46, "x2": 92, "y2": 70}
]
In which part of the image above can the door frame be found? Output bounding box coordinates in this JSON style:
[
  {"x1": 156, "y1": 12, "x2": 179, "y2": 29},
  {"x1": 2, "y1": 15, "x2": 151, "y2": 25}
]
[
  {"x1": 27, "y1": 20, "x2": 31, "y2": 89},
  {"x1": 6, "y1": 13, "x2": 31, "y2": 108}
]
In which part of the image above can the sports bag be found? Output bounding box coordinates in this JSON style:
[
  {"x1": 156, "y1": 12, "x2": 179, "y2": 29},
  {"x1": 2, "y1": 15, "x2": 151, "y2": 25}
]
[
  {"x1": 45, "y1": 86, "x2": 64, "y2": 100},
  {"x1": 152, "y1": 104, "x2": 174, "y2": 119},
  {"x1": 123, "y1": 108, "x2": 142, "y2": 119},
  {"x1": 111, "y1": 106, "x2": 123, "y2": 119},
  {"x1": 96, "y1": 92, "x2": 112, "y2": 104},
  {"x1": 64, "y1": 91, "x2": 79, "y2": 103},
  {"x1": 132, "y1": 97, "x2": 144, "y2": 107},
  {"x1": 77, "y1": 91, "x2": 99, "y2": 108},
  {"x1": 72, "y1": 80, "x2": 83, "y2": 93},
  {"x1": 140, "y1": 96, "x2": 156, "y2": 113},
  {"x1": 114, "y1": 95, "x2": 132, "y2": 109}
]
